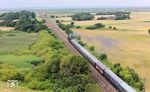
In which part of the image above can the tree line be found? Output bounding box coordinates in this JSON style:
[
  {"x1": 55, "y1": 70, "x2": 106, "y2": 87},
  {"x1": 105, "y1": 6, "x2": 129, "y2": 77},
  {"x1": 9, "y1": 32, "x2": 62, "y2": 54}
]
[
  {"x1": 71, "y1": 12, "x2": 130, "y2": 21},
  {"x1": 0, "y1": 30, "x2": 101, "y2": 92},
  {"x1": 96, "y1": 12, "x2": 131, "y2": 15},
  {"x1": 96, "y1": 12, "x2": 131, "y2": 20},
  {"x1": 72, "y1": 13, "x2": 94, "y2": 21},
  {"x1": 0, "y1": 10, "x2": 47, "y2": 32},
  {"x1": 25, "y1": 31, "x2": 100, "y2": 91},
  {"x1": 86, "y1": 23, "x2": 105, "y2": 30}
]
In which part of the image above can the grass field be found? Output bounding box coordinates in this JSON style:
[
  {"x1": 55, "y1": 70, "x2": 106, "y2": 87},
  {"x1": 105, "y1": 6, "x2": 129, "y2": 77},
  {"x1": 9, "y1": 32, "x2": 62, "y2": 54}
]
[
  {"x1": 0, "y1": 31, "x2": 40, "y2": 69},
  {"x1": 0, "y1": 31, "x2": 43, "y2": 91},
  {"x1": 0, "y1": 32, "x2": 38, "y2": 54},
  {"x1": 73, "y1": 29, "x2": 150, "y2": 92},
  {"x1": 56, "y1": 12, "x2": 150, "y2": 31},
  {"x1": 0, "y1": 55, "x2": 43, "y2": 69},
  {"x1": 0, "y1": 81, "x2": 49, "y2": 92},
  {"x1": 53, "y1": 12, "x2": 150, "y2": 91}
]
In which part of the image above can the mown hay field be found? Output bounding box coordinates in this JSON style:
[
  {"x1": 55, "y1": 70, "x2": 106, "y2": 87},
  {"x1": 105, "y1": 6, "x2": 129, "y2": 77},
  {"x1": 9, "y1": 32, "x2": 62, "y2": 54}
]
[
  {"x1": 57, "y1": 12, "x2": 150, "y2": 31},
  {"x1": 0, "y1": 26, "x2": 14, "y2": 31},
  {"x1": 73, "y1": 29, "x2": 150, "y2": 92},
  {"x1": 52, "y1": 11, "x2": 150, "y2": 91}
]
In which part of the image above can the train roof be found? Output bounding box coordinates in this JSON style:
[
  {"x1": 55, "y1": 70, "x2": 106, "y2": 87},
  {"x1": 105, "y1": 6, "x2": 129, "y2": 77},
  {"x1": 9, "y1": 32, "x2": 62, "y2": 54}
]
[
  {"x1": 71, "y1": 39, "x2": 136, "y2": 92},
  {"x1": 120, "y1": 83, "x2": 136, "y2": 92},
  {"x1": 105, "y1": 69, "x2": 136, "y2": 91},
  {"x1": 71, "y1": 39, "x2": 107, "y2": 70},
  {"x1": 95, "y1": 61, "x2": 107, "y2": 70},
  {"x1": 105, "y1": 69, "x2": 124, "y2": 84}
]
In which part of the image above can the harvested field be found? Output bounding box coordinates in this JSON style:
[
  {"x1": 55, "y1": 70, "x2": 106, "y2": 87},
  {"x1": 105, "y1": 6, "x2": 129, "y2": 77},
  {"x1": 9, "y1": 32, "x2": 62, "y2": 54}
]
[
  {"x1": 73, "y1": 29, "x2": 150, "y2": 92},
  {"x1": 0, "y1": 27, "x2": 14, "y2": 31},
  {"x1": 57, "y1": 12, "x2": 150, "y2": 31}
]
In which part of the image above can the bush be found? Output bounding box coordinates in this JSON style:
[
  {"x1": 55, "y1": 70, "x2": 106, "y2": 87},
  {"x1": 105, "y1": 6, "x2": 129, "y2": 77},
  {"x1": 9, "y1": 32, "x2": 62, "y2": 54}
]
[
  {"x1": 99, "y1": 54, "x2": 107, "y2": 60},
  {"x1": 72, "y1": 13, "x2": 94, "y2": 21},
  {"x1": 90, "y1": 46, "x2": 95, "y2": 51},
  {"x1": 56, "y1": 20, "x2": 60, "y2": 23},
  {"x1": 97, "y1": 17, "x2": 107, "y2": 20},
  {"x1": 58, "y1": 23, "x2": 73, "y2": 35},
  {"x1": 86, "y1": 23, "x2": 105, "y2": 30},
  {"x1": 0, "y1": 20, "x2": 17, "y2": 27},
  {"x1": 76, "y1": 26, "x2": 81, "y2": 29},
  {"x1": 78, "y1": 41, "x2": 86, "y2": 46},
  {"x1": 29, "y1": 81, "x2": 53, "y2": 90},
  {"x1": 30, "y1": 59, "x2": 45, "y2": 66},
  {"x1": 86, "y1": 26, "x2": 97, "y2": 30},
  {"x1": 115, "y1": 13, "x2": 130, "y2": 20},
  {"x1": 148, "y1": 29, "x2": 150, "y2": 35},
  {"x1": 0, "y1": 69, "x2": 24, "y2": 81},
  {"x1": 71, "y1": 22, "x2": 74, "y2": 25},
  {"x1": 94, "y1": 23, "x2": 105, "y2": 28},
  {"x1": 113, "y1": 27, "x2": 117, "y2": 30},
  {"x1": 0, "y1": 11, "x2": 47, "y2": 33},
  {"x1": 109, "y1": 26, "x2": 112, "y2": 29}
]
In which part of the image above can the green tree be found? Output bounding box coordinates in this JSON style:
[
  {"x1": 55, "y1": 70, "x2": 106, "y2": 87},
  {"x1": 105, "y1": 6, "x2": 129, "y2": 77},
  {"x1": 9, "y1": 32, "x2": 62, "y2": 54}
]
[
  {"x1": 56, "y1": 20, "x2": 60, "y2": 23},
  {"x1": 72, "y1": 13, "x2": 94, "y2": 21},
  {"x1": 71, "y1": 22, "x2": 75, "y2": 26},
  {"x1": 99, "y1": 54, "x2": 107, "y2": 60},
  {"x1": 90, "y1": 46, "x2": 95, "y2": 51},
  {"x1": 94, "y1": 23, "x2": 105, "y2": 28},
  {"x1": 148, "y1": 29, "x2": 150, "y2": 35}
]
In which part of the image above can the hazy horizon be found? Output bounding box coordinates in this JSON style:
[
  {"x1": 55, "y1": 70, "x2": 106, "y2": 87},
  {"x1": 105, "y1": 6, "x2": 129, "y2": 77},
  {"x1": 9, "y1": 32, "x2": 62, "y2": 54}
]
[{"x1": 0, "y1": 0, "x2": 150, "y2": 9}]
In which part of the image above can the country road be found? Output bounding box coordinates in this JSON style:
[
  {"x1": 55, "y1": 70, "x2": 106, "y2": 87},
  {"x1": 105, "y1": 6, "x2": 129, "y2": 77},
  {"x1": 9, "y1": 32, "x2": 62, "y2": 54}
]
[{"x1": 39, "y1": 13, "x2": 118, "y2": 92}]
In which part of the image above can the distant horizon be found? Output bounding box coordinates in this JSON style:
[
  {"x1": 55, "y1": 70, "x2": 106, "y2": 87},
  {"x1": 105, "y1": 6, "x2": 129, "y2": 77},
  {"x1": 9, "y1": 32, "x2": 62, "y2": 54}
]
[
  {"x1": 0, "y1": 0, "x2": 150, "y2": 10},
  {"x1": 1, "y1": 6, "x2": 150, "y2": 11}
]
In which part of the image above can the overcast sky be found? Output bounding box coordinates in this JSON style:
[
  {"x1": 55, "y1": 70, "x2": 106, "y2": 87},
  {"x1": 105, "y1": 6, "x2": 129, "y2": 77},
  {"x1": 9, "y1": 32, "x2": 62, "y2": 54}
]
[{"x1": 0, "y1": 0, "x2": 150, "y2": 9}]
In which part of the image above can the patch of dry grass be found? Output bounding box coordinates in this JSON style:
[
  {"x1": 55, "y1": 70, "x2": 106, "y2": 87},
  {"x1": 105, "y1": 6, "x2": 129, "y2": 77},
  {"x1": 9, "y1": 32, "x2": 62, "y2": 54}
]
[
  {"x1": 59, "y1": 12, "x2": 150, "y2": 31},
  {"x1": 73, "y1": 29, "x2": 150, "y2": 92},
  {"x1": 55, "y1": 17, "x2": 72, "y2": 22},
  {"x1": 0, "y1": 27, "x2": 14, "y2": 31},
  {"x1": 52, "y1": 12, "x2": 150, "y2": 91}
]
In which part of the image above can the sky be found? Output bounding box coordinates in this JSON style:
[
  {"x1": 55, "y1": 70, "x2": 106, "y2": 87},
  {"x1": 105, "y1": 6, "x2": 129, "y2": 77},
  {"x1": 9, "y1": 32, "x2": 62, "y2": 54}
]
[{"x1": 0, "y1": 0, "x2": 150, "y2": 9}]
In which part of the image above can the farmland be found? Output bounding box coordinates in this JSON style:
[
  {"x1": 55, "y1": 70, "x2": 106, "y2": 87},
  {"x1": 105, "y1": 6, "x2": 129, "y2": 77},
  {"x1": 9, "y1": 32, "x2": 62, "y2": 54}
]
[
  {"x1": 0, "y1": 31, "x2": 42, "y2": 69},
  {"x1": 0, "y1": 55, "x2": 43, "y2": 69},
  {"x1": 55, "y1": 12, "x2": 150, "y2": 31},
  {"x1": 0, "y1": 30, "x2": 44, "y2": 91},
  {"x1": 0, "y1": 81, "x2": 49, "y2": 92},
  {"x1": 0, "y1": 10, "x2": 100, "y2": 92},
  {"x1": 0, "y1": 31, "x2": 38, "y2": 54},
  {"x1": 0, "y1": 26, "x2": 14, "y2": 31},
  {"x1": 53, "y1": 12, "x2": 150, "y2": 92}
]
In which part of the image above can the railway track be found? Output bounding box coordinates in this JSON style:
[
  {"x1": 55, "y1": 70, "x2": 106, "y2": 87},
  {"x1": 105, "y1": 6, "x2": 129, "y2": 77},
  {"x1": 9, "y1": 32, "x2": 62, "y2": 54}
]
[
  {"x1": 91, "y1": 67, "x2": 118, "y2": 92},
  {"x1": 39, "y1": 13, "x2": 118, "y2": 92}
]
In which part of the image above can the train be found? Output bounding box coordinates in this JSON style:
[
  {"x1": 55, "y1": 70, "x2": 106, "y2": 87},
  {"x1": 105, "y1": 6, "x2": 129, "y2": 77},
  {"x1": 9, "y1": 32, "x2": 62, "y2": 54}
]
[{"x1": 68, "y1": 34, "x2": 136, "y2": 92}]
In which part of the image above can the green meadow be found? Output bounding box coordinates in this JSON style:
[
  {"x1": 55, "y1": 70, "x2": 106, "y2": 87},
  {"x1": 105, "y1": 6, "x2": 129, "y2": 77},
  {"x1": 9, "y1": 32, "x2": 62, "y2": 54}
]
[
  {"x1": 0, "y1": 55, "x2": 43, "y2": 69},
  {"x1": 0, "y1": 31, "x2": 42, "y2": 69},
  {"x1": 0, "y1": 31, "x2": 38, "y2": 54}
]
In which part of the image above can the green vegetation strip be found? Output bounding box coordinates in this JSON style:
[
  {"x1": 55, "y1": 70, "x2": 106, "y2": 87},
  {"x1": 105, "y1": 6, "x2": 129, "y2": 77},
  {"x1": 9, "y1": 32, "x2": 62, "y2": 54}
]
[{"x1": 0, "y1": 55, "x2": 43, "y2": 69}]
